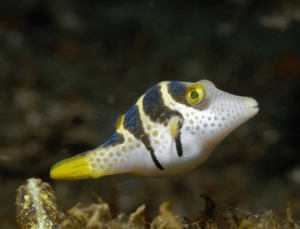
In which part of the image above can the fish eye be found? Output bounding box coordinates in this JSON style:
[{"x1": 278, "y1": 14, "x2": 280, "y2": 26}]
[{"x1": 186, "y1": 84, "x2": 205, "y2": 105}]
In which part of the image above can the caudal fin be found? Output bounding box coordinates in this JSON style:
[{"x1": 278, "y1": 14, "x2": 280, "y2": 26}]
[{"x1": 50, "y1": 154, "x2": 105, "y2": 181}]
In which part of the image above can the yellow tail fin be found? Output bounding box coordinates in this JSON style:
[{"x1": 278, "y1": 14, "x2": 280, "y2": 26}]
[{"x1": 50, "y1": 155, "x2": 105, "y2": 181}]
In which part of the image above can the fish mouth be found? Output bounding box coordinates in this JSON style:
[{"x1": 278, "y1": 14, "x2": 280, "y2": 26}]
[
  {"x1": 241, "y1": 97, "x2": 259, "y2": 116},
  {"x1": 252, "y1": 99, "x2": 259, "y2": 108},
  {"x1": 253, "y1": 104, "x2": 259, "y2": 115},
  {"x1": 242, "y1": 97, "x2": 258, "y2": 107},
  {"x1": 254, "y1": 101, "x2": 259, "y2": 109}
]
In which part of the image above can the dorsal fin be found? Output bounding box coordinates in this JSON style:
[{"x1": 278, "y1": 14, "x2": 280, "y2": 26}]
[{"x1": 91, "y1": 104, "x2": 121, "y2": 144}]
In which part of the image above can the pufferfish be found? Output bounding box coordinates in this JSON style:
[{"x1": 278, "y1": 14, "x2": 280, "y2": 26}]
[{"x1": 50, "y1": 80, "x2": 259, "y2": 181}]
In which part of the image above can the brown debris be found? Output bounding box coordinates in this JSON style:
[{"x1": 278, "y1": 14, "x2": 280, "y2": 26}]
[
  {"x1": 16, "y1": 179, "x2": 300, "y2": 229},
  {"x1": 151, "y1": 201, "x2": 182, "y2": 229},
  {"x1": 127, "y1": 204, "x2": 146, "y2": 228}
]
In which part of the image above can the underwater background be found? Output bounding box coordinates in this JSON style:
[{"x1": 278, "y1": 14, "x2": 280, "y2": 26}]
[{"x1": 0, "y1": 0, "x2": 300, "y2": 228}]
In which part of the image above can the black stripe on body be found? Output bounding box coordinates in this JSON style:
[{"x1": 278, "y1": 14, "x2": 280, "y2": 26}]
[
  {"x1": 175, "y1": 132, "x2": 183, "y2": 157},
  {"x1": 168, "y1": 81, "x2": 189, "y2": 106},
  {"x1": 123, "y1": 105, "x2": 164, "y2": 170},
  {"x1": 143, "y1": 84, "x2": 185, "y2": 157},
  {"x1": 102, "y1": 132, "x2": 125, "y2": 147},
  {"x1": 143, "y1": 84, "x2": 184, "y2": 125}
]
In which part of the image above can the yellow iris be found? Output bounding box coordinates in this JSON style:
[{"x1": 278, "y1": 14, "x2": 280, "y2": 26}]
[{"x1": 186, "y1": 84, "x2": 205, "y2": 105}]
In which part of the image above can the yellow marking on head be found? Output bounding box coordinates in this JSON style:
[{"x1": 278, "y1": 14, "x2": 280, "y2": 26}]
[
  {"x1": 96, "y1": 158, "x2": 101, "y2": 163},
  {"x1": 169, "y1": 116, "x2": 179, "y2": 137},
  {"x1": 116, "y1": 152, "x2": 121, "y2": 156},
  {"x1": 186, "y1": 126, "x2": 189, "y2": 130},
  {"x1": 135, "y1": 95, "x2": 149, "y2": 130},
  {"x1": 191, "y1": 111, "x2": 194, "y2": 115},
  {"x1": 129, "y1": 145, "x2": 134, "y2": 150},
  {"x1": 160, "y1": 82, "x2": 179, "y2": 107},
  {"x1": 186, "y1": 112, "x2": 189, "y2": 117},
  {"x1": 153, "y1": 130, "x2": 158, "y2": 137},
  {"x1": 154, "y1": 140, "x2": 159, "y2": 144},
  {"x1": 122, "y1": 146, "x2": 127, "y2": 152},
  {"x1": 50, "y1": 154, "x2": 105, "y2": 180},
  {"x1": 100, "y1": 152, "x2": 105, "y2": 157},
  {"x1": 190, "y1": 120, "x2": 194, "y2": 124},
  {"x1": 136, "y1": 143, "x2": 141, "y2": 148},
  {"x1": 128, "y1": 137, "x2": 133, "y2": 143},
  {"x1": 130, "y1": 171, "x2": 146, "y2": 177}
]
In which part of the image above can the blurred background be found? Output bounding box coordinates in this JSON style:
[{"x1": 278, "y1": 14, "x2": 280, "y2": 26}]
[{"x1": 0, "y1": 0, "x2": 300, "y2": 228}]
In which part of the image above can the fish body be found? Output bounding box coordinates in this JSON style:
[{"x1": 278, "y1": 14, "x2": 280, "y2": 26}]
[{"x1": 50, "y1": 80, "x2": 259, "y2": 181}]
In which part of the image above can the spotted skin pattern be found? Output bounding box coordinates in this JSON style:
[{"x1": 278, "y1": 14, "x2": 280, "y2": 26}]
[{"x1": 50, "y1": 80, "x2": 259, "y2": 180}]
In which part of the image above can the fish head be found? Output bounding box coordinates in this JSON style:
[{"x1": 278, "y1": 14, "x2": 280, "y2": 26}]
[{"x1": 167, "y1": 79, "x2": 259, "y2": 165}]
